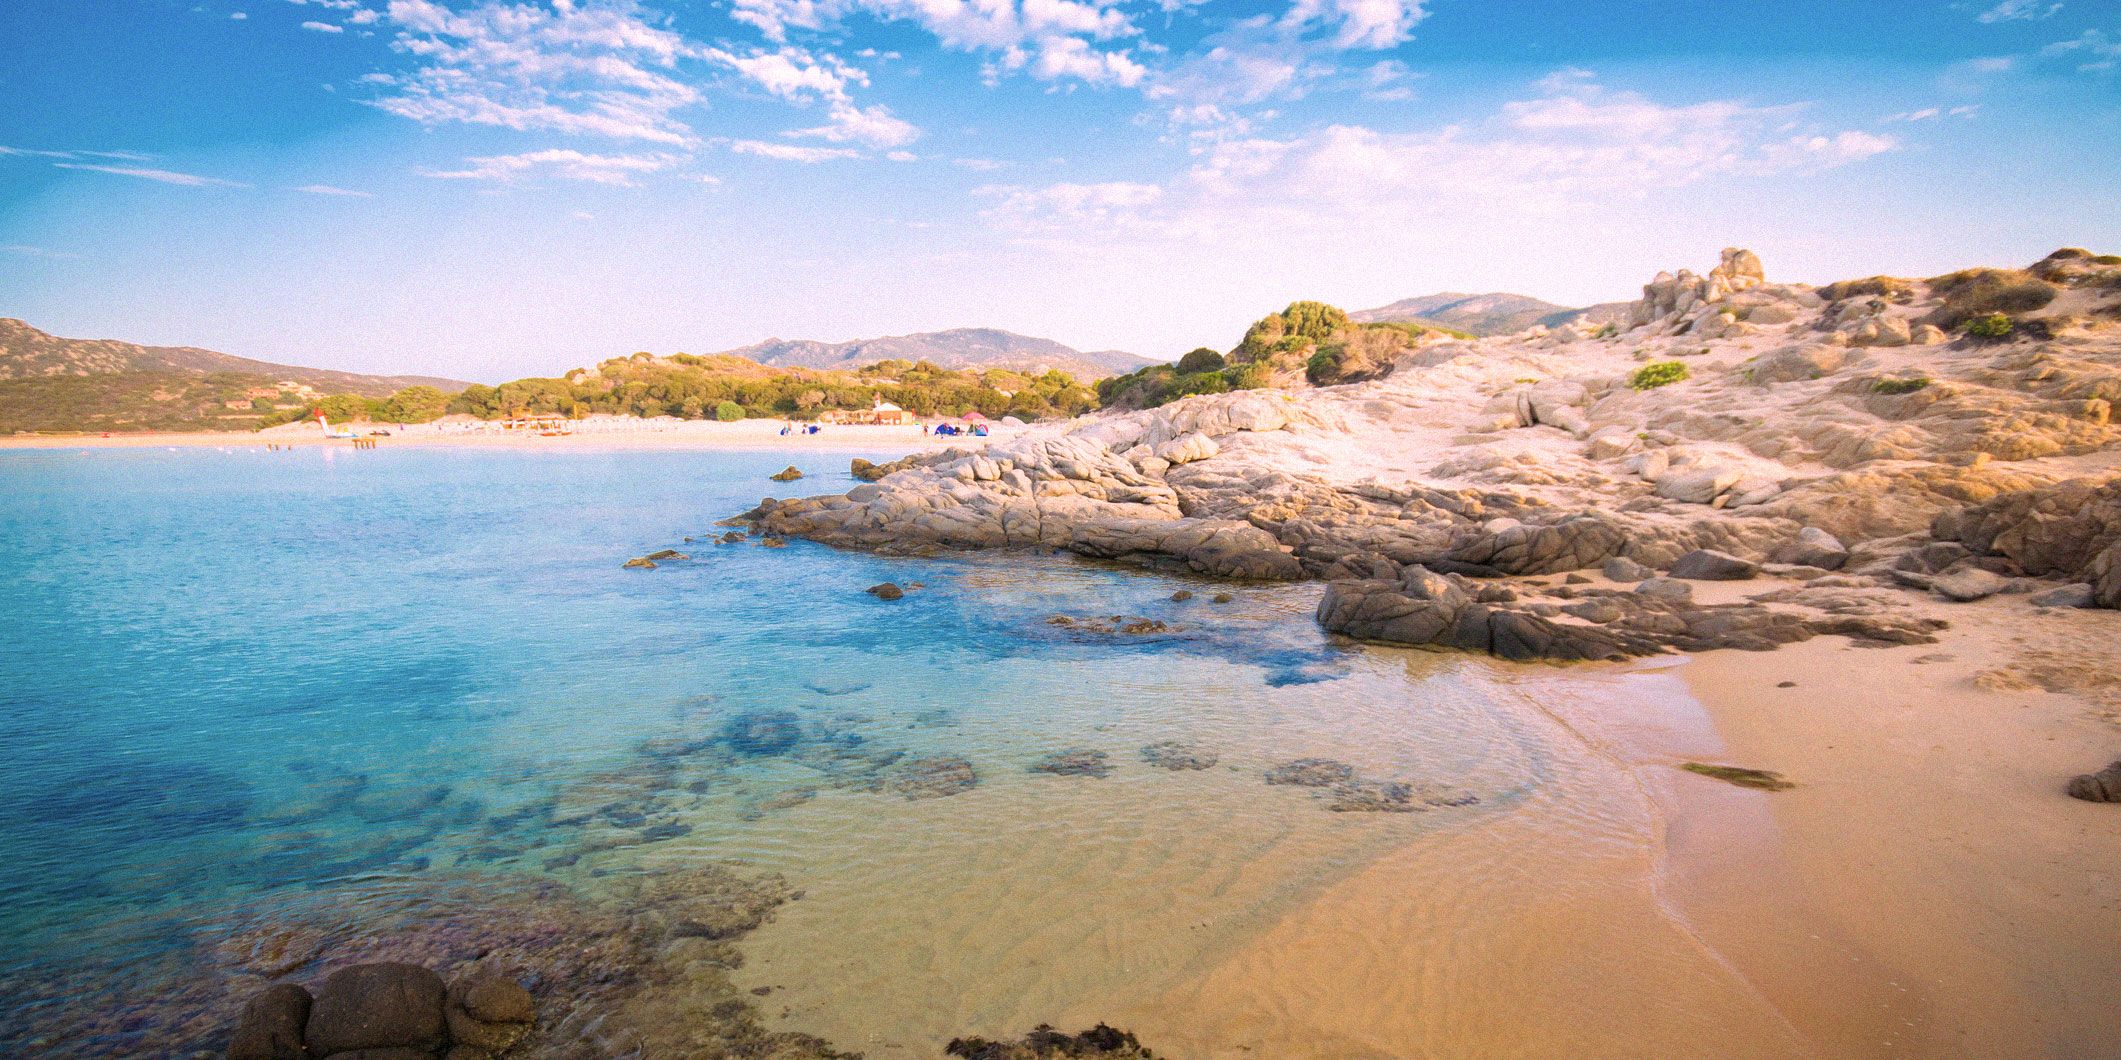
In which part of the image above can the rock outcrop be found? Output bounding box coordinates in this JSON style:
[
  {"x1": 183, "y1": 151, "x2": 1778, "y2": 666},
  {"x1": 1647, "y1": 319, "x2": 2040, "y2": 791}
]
[
  {"x1": 229, "y1": 963, "x2": 535, "y2": 1060},
  {"x1": 731, "y1": 247, "x2": 2121, "y2": 662}
]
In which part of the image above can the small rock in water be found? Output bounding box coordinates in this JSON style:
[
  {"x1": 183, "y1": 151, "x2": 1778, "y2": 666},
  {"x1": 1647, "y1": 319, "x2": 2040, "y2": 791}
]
[
  {"x1": 1211, "y1": 592, "x2": 1234, "y2": 604},
  {"x1": 227, "y1": 983, "x2": 310, "y2": 1060},
  {"x1": 2066, "y1": 760, "x2": 2121, "y2": 803},
  {"x1": 1264, "y1": 758, "x2": 1354, "y2": 788},
  {"x1": 719, "y1": 530, "x2": 746, "y2": 544},
  {"x1": 889, "y1": 755, "x2": 979, "y2": 799},
  {"x1": 1680, "y1": 762, "x2": 1793, "y2": 791},
  {"x1": 444, "y1": 973, "x2": 536, "y2": 1053},
  {"x1": 622, "y1": 557, "x2": 656, "y2": 570},
  {"x1": 759, "y1": 536, "x2": 787, "y2": 548},
  {"x1": 1030, "y1": 748, "x2": 1112, "y2": 779},
  {"x1": 1138, "y1": 740, "x2": 1218, "y2": 771},
  {"x1": 769, "y1": 466, "x2": 804, "y2": 482},
  {"x1": 303, "y1": 962, "x2": 447, "y2": 1056},
  {"x1": 946, "y1": 1023, "x2": 1153, "y2": 1059},
  {"x1": 867, "y1": 582, "x2": 905, "y2": 601},
  {"x1": 643, "y1": 549, "x2": 688, "y2": 561},
  {"x1": 721, "y1": 709, "x2": 804, "y2": 756},
  {"x1": 1169, "y1": 589, "x2": 1194, "y2": 602}
]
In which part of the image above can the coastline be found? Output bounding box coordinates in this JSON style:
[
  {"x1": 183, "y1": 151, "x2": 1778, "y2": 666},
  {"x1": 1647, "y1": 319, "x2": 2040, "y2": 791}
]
[
  {"x1": 0, "y1": 419, "x2": 1011, "y2": 453},
  {"x1": 1088, "y1": 587, "x2": 2121, "y2": 1057}
]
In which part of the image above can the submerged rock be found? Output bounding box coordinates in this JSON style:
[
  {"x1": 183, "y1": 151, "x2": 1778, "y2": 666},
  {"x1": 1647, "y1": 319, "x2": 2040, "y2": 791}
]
[
  {"x1": 721, "y1": 710, "x2": 804, "y2": 756},
  {"x1": 1029, "y1": 748, "x2": 1112, "y2": 779},
  {"x1": 946, "y1": 1023, "x2": 1153, "y2": 1059},
  {"x1": 444, "y1": 973, "x2": 536, "y2": 1054},
  {"x1": 866, "y1": 582, "x2": 905, "y2": 600},
  {"x1": 889, "y1": 756, "x2": 979, "y2": 799},
  {"x1": 1138, "y1": 740, "x2": 1218, "y2": 771},
  {"x1": 1263, "y1": 758, "x2": 1354, "y2": 787}
]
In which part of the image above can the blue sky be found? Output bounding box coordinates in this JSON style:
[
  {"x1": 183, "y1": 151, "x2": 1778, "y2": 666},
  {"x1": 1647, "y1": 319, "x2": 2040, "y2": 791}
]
[{"x1": 2, "y1": 0, "x2": 2117, "y2": 381}]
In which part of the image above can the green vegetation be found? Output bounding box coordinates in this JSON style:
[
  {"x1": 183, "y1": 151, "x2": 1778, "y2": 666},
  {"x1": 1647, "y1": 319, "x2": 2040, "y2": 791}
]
[
  {"x1": 1304, "y1": 344, "x2": 1344, "y2": 385},
  {"x1": 1964, "y1": 312, "x2": 2016, "y2": 340},
  {"x1": 1174, "y1": 347, "x2": 1225, "y2": 374},
  {"x1": 1235, "y1": 301, "x2": 1348, "y2": 360},
  {"x1": 1873, "y1": 376, "x2": 1932, "y2": 395},
  {"x1": 1681, "y1": 762, "x2": 1794, "y2": 791},
  {"x1": 435, "y1": 355, "x2": 1095, "y2": 423},
  {"x1": 1926, "y1": 268, "x2": 2058, "y2": 329},
  {"x1": 1817, "y1": 276, "x2": 1913, "y2": 303},
  {"x1": 715, "y1": 400, "x2": 744, "y2": 421},
  {"x1": 1629, "y1": 361, "x2": 1690, "y2": 390}
]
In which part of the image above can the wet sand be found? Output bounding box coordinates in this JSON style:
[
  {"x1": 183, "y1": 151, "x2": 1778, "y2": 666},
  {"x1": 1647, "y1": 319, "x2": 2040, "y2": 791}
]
[{"x1": 1115, "y1": 593, "x2": 2121, "y2": 1058}]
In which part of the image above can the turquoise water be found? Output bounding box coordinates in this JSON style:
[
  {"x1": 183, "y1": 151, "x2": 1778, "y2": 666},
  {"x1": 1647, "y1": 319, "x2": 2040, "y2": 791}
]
[{"x1": 0, "y1": 445, "x2": 1575, "y2": 1054}]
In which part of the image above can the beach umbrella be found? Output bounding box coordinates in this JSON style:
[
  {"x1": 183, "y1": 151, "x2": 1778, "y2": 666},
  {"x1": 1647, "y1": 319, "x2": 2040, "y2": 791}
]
[{"x1": 961, "y1": 411, "x2": 988, "y2": 422}]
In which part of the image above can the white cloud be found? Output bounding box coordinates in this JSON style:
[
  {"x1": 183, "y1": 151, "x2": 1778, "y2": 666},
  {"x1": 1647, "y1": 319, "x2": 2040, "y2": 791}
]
[
  {"x1": 886, "y1": 149, "x2": 918, "y2": 161},
  {"x1": 2045, "y1": 29, "x2": 2120, "y2": 71},
  {"x1": 990, "y1": 72, "x2": 1901, "y2": 239},
  {"x1": 954, "y1": 157, "x2": 1008, "y2": 171},
  {"x1": 978, "y1": 180, "x2": 1163, "y2": 225},
  {"x1": 52, "y1": 163, "x2": 249, "y2": 187},
  {"x1": 370, "y1": 0, "x2": 709, "y2": 144},
  {"x1": 1977, "y1": 0, "x2": 2061, "y2": 22},
  {"x1": 789, "y1": 101, "x2": 919, "y2": 147},
  {"x1": 1883, "y1": 104, "x2": 1979, "y2": 122},
  {"x1": 297, "y1": 183, "x2": 375, "y2": 196},
  {"x1": 1279, "y1": 0, "x2": 1426, "y2": 49},
  {"x1": 729, "y1": 0, "x2": 1147, "y2": 89},
  {"x1": 231, "y1": 11, "x2": 250, "y2": 19},
  {"x1": 423, "y1": 148, "x2": 680, "y2": 184},
  {"x1": 301, "y1": 20, "x2": 345, "y2": 32},
  {"x1": 729, "y1": 139, "x2": 861, "y2": 162}
]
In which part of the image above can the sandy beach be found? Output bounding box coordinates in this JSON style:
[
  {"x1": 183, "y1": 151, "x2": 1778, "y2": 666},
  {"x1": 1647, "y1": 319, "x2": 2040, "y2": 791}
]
[
  {"x1": 0, "y1": 416, "x2": 1011, "y2": 453},
  {"x1": 986, "y1": 573, "x2": 2110, "y2": 1059}
]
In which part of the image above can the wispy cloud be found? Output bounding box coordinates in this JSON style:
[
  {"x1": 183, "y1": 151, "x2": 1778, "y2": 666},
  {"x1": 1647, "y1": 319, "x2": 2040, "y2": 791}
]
[
  {"x1": 729, "y1": 140, "x2": 861, "y2": 162},
  {"x1": 423, "y1": 148, "x2": 680, "y2": 185},
  {"x1": 3, "y1": 244, "x2": 83, "y2": 260},
  {"x1": 297, "y1": 183, "x2": 375, "y2": 196},
  {"x1": 52, "y1": 163, "x2": 249, "y2": 187},
  {"x1": 989, "y1": 72, "x2": 1899, "y2": 239},
  {"x1": 2045, "y1": 29, "x2": 2120, "y2": 71},
  {"x1": 1976, "y1": 0, "x2": 2061, "y2": 22},
  {"x1": 301, "y1": 19, "x2": 345, "y2": 32}
]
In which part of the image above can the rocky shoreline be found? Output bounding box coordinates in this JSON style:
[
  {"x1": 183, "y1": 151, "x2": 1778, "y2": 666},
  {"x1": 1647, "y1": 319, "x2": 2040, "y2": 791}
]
[{"x1": 738, "y1": 248, "x2": 2121, "y2": 670}]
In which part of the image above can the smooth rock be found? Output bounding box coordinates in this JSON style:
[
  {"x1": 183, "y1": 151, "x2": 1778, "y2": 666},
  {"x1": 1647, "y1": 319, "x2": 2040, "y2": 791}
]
[
  {"x1": 2030, "y1": 583, "x2": 2097, "y2": 608},
  {"x1": 866, "y1": 582, "x2": 905, "y2": 601},
  {"x1": 1929, "y1": 567, "x2": 2009, "y2": 602},
  {"x1": 228, "y1": 983, "x2": 311, "y2": 1060},
  {"x1": 1771, "y1": 527, "x2": 1849, "y2": 570},
  {"x1": 1669, "y1": 549, "x2": 1759, "y2": 581},
  {"x1": 2066, "y1": 760, "x2": 2121, "y2": 802},
  {"x1": 304, "y1": 963, "x2": 446, "y2": 1057},
  {"x1": 1634, "y1": 577, "x2": 1694, "y2": 602},
  {"x1": 444, "y1": 974, "x2": 534, "y2": 1053},
  {"x1": 1602, "y1": 556, "x2": 1655, "y2": 581}
]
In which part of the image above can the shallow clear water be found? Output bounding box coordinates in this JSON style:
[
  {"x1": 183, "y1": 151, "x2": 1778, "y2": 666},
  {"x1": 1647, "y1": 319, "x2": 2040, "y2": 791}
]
[{"x1": 0, "y1": 445, "x2": 1662, "y2": 1054}]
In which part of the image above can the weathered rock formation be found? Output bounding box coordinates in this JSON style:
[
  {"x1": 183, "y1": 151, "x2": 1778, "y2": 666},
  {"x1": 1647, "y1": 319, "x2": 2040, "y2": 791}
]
[
  {"x1": 732, "y1": 247, "x2": 2121, "y2": 662},
  {"x1": 229, "y1": 963, "x2": 531, "y2": 1060}
]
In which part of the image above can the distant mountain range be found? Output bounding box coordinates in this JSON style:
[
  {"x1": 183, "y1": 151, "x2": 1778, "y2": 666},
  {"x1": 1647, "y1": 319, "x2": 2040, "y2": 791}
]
[
  {"x1": 0, "y1": 317, "x2": 472, "y2": 433},
  {"x1": 0, "y1": 318, "x2": 471, "y2": 394},
  {"x1": 1351, "y1": 292, "x2": 1633, "y2": 337},
  {"x1": 719, "y1": 327, "x2": 1155, "y2": 381}
]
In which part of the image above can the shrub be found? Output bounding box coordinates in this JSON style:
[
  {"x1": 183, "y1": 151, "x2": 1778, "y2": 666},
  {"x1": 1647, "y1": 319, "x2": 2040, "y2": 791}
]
[
  {"x1": 714, "y1": 400, "x2": 744, "y2": 421},
  {"x1": 1964, "y1": 313, "x2": 2015, "y2": 340},
  {"x1": 1872, "y1": 377, "x2": 1931, "y2": 395},
  {"x1": 1629, "y1": 361, "x2": 1690, "y2": 390},
  {"x1": 1222, "y1": 362, "x2": 1272, "y2": 390},
  {"x1": 1926, "y1": 268, "x2": 2058, "y2": 329},
  {"x1": 1175, "y1": 347, "x2": 1225, "y2": 374},
  {"x1": 1818, "y1": 276, "x2": 1913, "y2": 303},
  {"x1": 1171, "y1": 370, "x2": 1230, "y2": 398},
  {"x1": 2094, "y1": 254, "x2": 2121, "y2": 266},
  {"x1": 1304, "y1": 345, "x2": 1344, "y2": 385}
]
